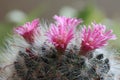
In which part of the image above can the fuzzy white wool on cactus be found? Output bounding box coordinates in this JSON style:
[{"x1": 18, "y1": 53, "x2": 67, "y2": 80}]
[{"x1": 0, "y1": 15, "x2": 119, "y2": 80}]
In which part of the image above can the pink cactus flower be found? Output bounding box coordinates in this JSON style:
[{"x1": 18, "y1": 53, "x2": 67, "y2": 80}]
[
  {"x1": 46, "y1": 15, "x2": 81, "y2": 53},
  {"x1": 54, "y1": 15, "x2": 82, "y2": 29},
  {"x1": 80, "y1": 23, "x2": 116, "y2": 55},
  {"x1": 15, "y1": 19, "x2": 40, "y2": 43}
]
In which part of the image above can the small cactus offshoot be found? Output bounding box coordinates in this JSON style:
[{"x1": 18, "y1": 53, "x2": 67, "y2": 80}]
[{"x1": 0, "y1": 15, "x2": 119, "y2": 80}]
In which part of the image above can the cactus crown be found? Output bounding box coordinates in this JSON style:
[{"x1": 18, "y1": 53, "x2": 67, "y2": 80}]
[{"x1": 0, "y1": 15, "x2": 119, "y2": 80}]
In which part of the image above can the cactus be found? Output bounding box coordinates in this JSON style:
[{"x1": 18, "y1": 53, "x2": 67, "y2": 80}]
[{"x1": 0, "y1": 15, "x2": 120, "y2": 80}]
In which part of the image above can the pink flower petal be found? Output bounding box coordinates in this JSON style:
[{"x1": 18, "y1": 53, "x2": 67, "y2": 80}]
[
  {"x1": 80, "y1": 23, "x2": 116, "y2": 54},
  {"x1": 14, "y1": 19, "x2": 40, "y2": 43},
  {"x1": 46, "y1": 15, "x2": 81, "y2": 53}
]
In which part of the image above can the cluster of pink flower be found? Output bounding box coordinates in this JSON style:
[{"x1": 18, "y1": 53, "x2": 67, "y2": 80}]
[{"x1": 14, "y1": 15, "x2": 116, "y2": 56}]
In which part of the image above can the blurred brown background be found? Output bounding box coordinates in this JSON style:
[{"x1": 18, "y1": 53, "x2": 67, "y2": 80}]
[{"x1": 1, "y1": 0, "x2": 120, "y2": 21}]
